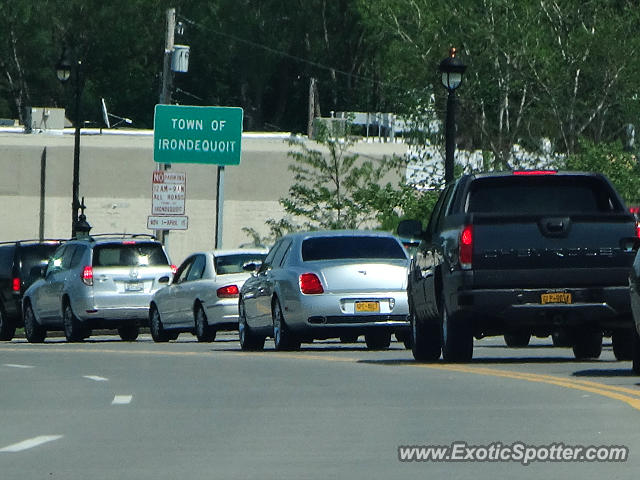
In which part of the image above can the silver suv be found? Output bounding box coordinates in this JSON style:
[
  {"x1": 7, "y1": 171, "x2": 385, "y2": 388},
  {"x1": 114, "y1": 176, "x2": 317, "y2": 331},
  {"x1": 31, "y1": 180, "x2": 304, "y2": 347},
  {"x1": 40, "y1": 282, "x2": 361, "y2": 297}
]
[{"x1": 22, "y1": 234, "x2": 175, "y2": 342}]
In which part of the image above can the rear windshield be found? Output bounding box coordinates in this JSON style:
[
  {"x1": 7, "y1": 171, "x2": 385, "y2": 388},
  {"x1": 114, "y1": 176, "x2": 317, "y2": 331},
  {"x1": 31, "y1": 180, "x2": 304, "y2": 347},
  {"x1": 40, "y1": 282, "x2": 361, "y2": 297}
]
[
  {"x1": 466, "y1": 176, "x2": 623, "y2": 214},
  {"x1": 20, "y1": 244, "x2": 61, "y2": 281},
  {"x1": 302, "y1": 236, "x2": 406, "y2": 261},
  {"x1": 214, "y1": 253, "x2": 267, "y2": 275},
  {"x1": 92, "y1": 243, "x2": 169, "y2": 267}
]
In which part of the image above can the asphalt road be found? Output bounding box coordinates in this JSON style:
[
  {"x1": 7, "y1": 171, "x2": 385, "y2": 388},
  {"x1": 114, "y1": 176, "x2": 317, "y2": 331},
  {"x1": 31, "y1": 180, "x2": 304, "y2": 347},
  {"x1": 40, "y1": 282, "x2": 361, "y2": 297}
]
[{"x1": 1, "y1": 334, "x2": 639, "y2": 480}]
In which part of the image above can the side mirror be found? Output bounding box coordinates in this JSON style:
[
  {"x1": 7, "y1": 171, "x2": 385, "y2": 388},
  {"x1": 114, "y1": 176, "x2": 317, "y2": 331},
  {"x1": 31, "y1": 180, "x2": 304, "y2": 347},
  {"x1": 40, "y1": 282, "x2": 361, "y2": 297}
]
[
  {"x1": 159, "y1": 276, "x2": 171, "y2": 284},
  {"x1": 242, "y1": 262, "x2": 261, "y2": 273}
]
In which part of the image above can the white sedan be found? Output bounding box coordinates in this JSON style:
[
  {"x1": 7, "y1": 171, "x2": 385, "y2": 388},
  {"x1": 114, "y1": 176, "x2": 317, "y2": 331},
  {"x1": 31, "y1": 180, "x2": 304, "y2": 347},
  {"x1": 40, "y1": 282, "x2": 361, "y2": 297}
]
[{"x1": 149, "y1": 249, "x2": 267, "y2": 342}]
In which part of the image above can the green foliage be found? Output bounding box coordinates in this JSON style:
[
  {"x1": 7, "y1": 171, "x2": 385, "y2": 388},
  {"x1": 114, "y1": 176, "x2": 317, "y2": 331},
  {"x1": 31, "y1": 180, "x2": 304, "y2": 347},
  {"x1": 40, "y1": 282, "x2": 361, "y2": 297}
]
[
  {"x1": 563, "y1": 140, "x2": 640, "y2": 206},
  {"x1": 283, "y1": 123, "x2": 393, "y2": 230}
]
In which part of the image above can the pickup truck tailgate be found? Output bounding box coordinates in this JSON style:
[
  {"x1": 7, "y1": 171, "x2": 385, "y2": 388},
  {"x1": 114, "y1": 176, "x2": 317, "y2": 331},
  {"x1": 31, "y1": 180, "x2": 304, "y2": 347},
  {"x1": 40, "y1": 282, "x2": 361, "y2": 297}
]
[{"x1": 471, "y1": 213, "x2": 637, "y2": 288}]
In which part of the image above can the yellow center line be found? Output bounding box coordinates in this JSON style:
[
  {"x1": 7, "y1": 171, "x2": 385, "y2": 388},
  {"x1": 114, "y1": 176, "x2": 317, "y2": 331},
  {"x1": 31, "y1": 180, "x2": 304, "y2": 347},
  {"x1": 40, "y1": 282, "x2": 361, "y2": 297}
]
[
  {"x1": 2, "y1": 344, "x2": 640, "y2": 410},
  {"x1": 411, "y1": 363, "x2": 640, "y2": 411}
]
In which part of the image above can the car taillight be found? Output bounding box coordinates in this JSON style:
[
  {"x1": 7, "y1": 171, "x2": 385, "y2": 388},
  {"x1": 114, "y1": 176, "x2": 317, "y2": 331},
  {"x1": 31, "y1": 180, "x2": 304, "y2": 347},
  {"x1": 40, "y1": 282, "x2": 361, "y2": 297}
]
[
  {"x1": 217, "y1": 285, "x2": 239, "y2": 298},
  {"x1": 82, "y1": 266, "x2": 93, "y2": 286},
  {"x1": 170, "y1": 264, "x2": 177, "y2": 275},
  {"x1": 299, "y1": 273, "x2": 324, "y2": 294},
  {"x1": 459, "y1": 225, "x2": 473, "y2": 268},
  {"x1": 513, "y1": 170, "x2": 557, "y2": 175},
  {"x1": 12, "y1": 277, "x2": 20, "y2": 292},
  {"x1": 636, "y1": 222, "x2": 640, "y2": 239}
]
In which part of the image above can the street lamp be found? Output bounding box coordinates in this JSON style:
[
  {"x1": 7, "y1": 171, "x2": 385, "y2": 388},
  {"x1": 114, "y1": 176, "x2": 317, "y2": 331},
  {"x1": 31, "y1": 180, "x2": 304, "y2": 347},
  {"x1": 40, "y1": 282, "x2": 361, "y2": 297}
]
[
  {"x1": 439, "y1": 47, "x2": 467, "y2": 184},
  {"x1": 56, "y1": 47, "x2": 89, "y2": 238}
]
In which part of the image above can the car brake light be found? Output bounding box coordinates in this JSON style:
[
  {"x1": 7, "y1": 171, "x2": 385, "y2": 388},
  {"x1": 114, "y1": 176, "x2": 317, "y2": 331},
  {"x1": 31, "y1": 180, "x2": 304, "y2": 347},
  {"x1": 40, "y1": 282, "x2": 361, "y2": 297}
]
[
  {"x1": 513, "y1": 170, "x2": 557, "y2": 175},
  {"x1": 217, "y1": 285, "x2": 239, "y2": 298},
  {"x1": 122, "y1": 240, "x2": 136, "y2": 245},
  {"x1": 170, "y1": 264, "x2": 177, "y2": 275},
  {"x1": 299, "y1": 273, "x2": 324, "y2": 294},
  {"x1": 459, "y1": 225, "x2": 473, "y2": 268},
  {"x1": 12, "y1": 277, "x2": 20, "y2": 292},
  {"x1": 636, "y1": 222, "x2": 640, "y2": 239},
  {"x1": 82, "y1": 266, "x2": 93, "y2": 286}
]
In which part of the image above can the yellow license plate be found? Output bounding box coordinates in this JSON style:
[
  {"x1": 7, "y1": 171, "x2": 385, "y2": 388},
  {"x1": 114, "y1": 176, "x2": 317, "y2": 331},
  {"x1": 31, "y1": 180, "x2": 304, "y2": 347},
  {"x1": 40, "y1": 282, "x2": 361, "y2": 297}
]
[
  {"x1": 355, "y1": 301, "x2": 380, "y2": 313},
  {"x1": 541, "y1": 292, "x2": 572, "y2": 304}
]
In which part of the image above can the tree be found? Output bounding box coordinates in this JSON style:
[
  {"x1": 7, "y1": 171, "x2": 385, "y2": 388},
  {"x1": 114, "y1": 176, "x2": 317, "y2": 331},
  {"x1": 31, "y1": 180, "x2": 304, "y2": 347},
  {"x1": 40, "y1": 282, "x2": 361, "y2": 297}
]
[
  {"x1": 563, "y1": 140, "x2": 640, "y2": 206},
  {"x1": 356, "y1": 0, "x2": 640, "y2": 163}
]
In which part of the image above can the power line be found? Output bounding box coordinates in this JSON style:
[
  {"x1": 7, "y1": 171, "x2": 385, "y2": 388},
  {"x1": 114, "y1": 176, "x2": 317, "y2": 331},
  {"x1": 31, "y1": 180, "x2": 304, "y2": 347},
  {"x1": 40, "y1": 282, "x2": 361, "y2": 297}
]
[{"x1": 179, "y1": 15, "x2": 400, "y2": 90}]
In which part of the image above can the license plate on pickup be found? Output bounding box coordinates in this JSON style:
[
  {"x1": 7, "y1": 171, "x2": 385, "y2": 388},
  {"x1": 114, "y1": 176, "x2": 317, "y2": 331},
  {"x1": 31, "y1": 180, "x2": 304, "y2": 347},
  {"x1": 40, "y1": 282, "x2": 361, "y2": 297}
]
[
  {"x1": 541, "y1": 292, "x2": 572, "y2": 304},
  {"x1": 355, "y1": 301, "x2": 380, "y2": 313},
  {"x1": 125, "y1": 281, "x2": 143, "y2": 292}
]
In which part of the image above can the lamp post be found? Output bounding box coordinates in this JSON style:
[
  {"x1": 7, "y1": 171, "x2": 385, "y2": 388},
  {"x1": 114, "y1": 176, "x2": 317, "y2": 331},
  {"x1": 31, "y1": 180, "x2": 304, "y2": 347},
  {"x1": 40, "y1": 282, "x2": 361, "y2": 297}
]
[
  {"x1": 439, "y1": 47, "x2": 467, "y2": 184},
  {"x1": 56, "y1": 47, "x2": 88, "y2": 238}
]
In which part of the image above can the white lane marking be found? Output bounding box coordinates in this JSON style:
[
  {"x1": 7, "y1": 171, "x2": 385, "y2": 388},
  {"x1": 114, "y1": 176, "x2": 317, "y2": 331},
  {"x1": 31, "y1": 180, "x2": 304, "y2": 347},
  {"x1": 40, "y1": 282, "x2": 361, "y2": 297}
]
[
  {"x1": 0, "y1": 435, "x2": 63, "y2": 453},
  {"x1": 83, "y1": 375, "x2": 109, "y2": 382},
  {"x1": 3, "y1": 363, "x2": 34, "y2": 369},
  {"x1": 112, "y1": 395, "x2": 133, "y2": 405}
]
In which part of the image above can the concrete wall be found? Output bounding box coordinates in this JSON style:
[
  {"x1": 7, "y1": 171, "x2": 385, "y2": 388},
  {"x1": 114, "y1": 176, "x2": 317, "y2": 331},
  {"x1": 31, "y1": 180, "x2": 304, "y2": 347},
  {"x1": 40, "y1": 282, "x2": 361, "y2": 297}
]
[{"x1": 0, "y1": 130, "x2": 408, "y2": 264}]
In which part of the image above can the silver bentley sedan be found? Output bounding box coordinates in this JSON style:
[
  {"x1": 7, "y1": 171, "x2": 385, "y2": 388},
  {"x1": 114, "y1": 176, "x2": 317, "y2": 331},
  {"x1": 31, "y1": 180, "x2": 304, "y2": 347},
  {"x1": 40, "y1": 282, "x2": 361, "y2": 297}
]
[
  {"x1": 149, "y1": 249, "x2": 267, "y2": 342},
  {"x1": 238, "y1": 230, "x2": 410, "y2": 351}
]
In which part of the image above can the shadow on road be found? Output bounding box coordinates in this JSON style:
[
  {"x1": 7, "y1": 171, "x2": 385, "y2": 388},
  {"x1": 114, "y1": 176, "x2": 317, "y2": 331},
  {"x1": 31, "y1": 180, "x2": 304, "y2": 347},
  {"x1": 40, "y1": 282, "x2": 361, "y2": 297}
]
[
  {"x1": 358, "y1": 356, "x2": 618, "y2": 366},
  {"x1": 572, "y1": 369, "x2": 636, "y2": 378}
]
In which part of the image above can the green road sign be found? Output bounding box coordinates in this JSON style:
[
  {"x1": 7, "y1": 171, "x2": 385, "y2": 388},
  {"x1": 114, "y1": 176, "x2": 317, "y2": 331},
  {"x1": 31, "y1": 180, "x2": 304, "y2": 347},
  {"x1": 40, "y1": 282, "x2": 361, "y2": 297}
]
[{"x1": 154, "y1": 105, "x2": 243, "y2": 165}]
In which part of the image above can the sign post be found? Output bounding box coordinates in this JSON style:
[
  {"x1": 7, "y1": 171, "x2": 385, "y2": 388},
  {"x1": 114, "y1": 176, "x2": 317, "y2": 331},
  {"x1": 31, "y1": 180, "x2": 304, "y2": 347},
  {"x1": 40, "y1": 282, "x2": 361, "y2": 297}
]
[{"x1": 153, "y1": 105, "x2": 243, "y2": 248}]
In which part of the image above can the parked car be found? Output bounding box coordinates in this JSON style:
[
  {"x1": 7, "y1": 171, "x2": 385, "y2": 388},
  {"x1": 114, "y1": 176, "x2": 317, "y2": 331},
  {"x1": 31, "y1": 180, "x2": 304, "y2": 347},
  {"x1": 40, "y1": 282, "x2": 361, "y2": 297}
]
[
  {"x1": 0, "y1": 239, "x2": 65, "y2": 340},
  {"x1": 22, "y1": 234, "x2": 175, "y2": 342},
  {"x1": 148, "y1": 249, "x2": 267, "y2": 342},
  {"x1": 239, "y1": 230, "x2": 410, "y2": 351}
]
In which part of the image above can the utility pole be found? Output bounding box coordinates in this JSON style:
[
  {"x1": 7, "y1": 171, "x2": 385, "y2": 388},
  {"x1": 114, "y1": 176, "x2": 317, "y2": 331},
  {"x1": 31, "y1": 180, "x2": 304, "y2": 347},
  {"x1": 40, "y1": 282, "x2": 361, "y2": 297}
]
[
  {"x1": 160, "y1": 8, "x2": 175, "y2": 106},
  {"x1": 157, "y1": 7, "x2": 175, "y2": 247},
  {"x1": 307, "y1": 77, "x2": 321, "y2": 138}
]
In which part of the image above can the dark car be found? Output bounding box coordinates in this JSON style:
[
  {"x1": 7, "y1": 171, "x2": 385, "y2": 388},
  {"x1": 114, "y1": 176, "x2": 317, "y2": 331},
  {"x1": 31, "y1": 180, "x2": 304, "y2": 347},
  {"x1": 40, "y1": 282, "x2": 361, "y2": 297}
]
[{"x1": 0, "y1": 239, "x2": 65, "y2": 340}]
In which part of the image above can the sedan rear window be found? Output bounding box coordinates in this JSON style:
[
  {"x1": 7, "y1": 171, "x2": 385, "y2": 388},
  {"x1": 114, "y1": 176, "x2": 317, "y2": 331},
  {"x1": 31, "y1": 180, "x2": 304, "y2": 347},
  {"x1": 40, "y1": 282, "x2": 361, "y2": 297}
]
[
  {"x1": 93, "y1": 243, "x2": 169, "y2": 267},
  {"x1": 215, "y1": 253, "x2": 267, "y2": 274},
  {"x1": 302, "y1": 237, "x2": 406, "y2": 261}
]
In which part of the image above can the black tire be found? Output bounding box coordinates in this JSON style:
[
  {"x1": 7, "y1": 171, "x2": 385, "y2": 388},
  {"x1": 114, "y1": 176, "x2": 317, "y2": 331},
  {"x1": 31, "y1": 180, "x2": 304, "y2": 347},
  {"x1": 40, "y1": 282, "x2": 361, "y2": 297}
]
[
  {"x1": 632, "y1": 327, "x2": 640, "y2": 374},
  {"x1": 149, "y1": 306, "x2": 170, "y2": 342},
  {"x1": 612, "y1": 330, "x2": 633, "y2": 361},
  {"x1": 118, "y1": 325, "x2": 139, "y2": 342},
  {"x1": 63, "y1": 302, "x2": 84, "y2": 342},
  {"x1": 440, "y1": 303, "x2": 473, "y2": 363},
  {"x1": 239, "y1": 300, "x2": 265, "y2": 351},
  {"x1": 364, "y1": 330, "x2": 391, "y2": 350},
  {"x1": 411, "y1": 307, "x2": 441, "y2": 362},
  {"x1": 195, "y1": 305, "x2": 216, "y2": 342},
  {"x1": 552, "y1": 330, "x2": 573, "y2": 347},
  {"x1": 572, "y1": 329, "x2": 603, "y2": 359},
  {"x1": 339, "y1": 334, "x2": 359, "y2": 343},
  {"x1": 23, "y1": 303, "x2": 46, "y2": 343},
  {"x1": 0, "y1": 306, "x2": 16, "y2": 341},
  {"x1": 272, "y1": 298, "x2": 300, "y2": 351},
  {"x1": 504, "y1": 331, "x2": 531, "y2": 348}
]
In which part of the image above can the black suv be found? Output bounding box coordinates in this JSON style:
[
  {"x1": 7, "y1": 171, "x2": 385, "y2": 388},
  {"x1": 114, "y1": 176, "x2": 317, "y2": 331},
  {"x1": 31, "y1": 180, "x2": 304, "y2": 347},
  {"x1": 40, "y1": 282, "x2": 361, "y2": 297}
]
[{"x1": 0, "y1": 239, "x2": 65, "y2": 340}]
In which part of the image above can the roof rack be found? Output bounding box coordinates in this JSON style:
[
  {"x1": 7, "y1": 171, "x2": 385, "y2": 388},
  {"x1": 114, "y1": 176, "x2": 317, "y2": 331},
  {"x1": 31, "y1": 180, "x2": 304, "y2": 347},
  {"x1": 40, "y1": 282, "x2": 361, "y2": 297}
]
[
  {"x1": 83, "y1": 233, "x2": 157, "y2": 241},
  {"x1": 0, "y1": 238, "x2": 67, "y2": 246}
]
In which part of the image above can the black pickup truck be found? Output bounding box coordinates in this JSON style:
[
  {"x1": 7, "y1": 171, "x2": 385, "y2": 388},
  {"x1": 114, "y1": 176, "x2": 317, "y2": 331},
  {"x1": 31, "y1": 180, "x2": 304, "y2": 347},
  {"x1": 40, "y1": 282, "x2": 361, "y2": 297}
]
[{"x1": 399, "y1": 171, "x2": 639, "y2": 362}]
